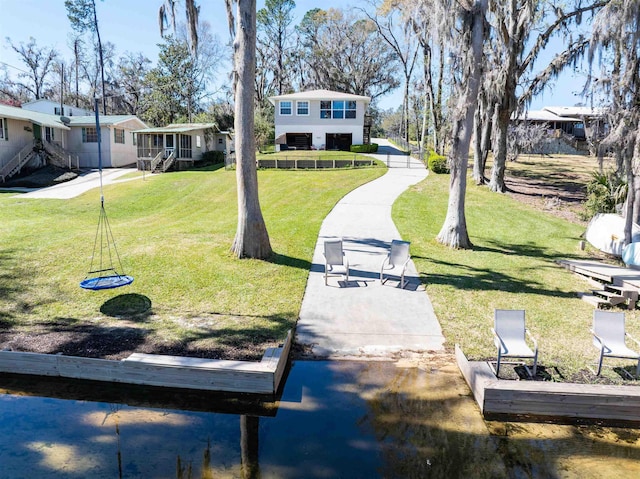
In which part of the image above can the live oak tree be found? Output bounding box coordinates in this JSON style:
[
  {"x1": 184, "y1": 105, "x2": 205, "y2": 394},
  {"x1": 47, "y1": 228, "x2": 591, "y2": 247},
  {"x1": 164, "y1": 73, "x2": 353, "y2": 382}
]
[
  {"x1": 225, "y1": 0, "x2": 273, "y2": 259},
  {"x1": 485, "y1": 0, "x2": 609, "y2": 193},
  {"x1": 589, "y1": 1, "x2": 640, "y2": 241},
  {"x1": 434, "y1": 0, "x2": 488, "y2": 249}
]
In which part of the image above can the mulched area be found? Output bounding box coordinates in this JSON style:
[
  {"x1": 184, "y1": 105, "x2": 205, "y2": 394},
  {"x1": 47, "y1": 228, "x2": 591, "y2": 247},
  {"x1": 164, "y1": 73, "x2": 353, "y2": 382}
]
[{"x1": 2, "y1": 165, "x2": 78, "y2": 188}]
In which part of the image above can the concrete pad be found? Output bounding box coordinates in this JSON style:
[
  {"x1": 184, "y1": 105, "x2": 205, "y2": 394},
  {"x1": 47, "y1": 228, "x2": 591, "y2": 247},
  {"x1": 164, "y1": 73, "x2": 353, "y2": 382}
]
[{"x1": 297, "y1": 139, "x2": 445, "y2": 358}]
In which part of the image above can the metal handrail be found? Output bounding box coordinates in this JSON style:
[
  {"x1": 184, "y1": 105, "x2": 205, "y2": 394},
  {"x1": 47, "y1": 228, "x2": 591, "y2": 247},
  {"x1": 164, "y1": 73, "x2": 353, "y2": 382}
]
[{"x1": 162, "y1": 151, "x2": 175, "y2": 172}]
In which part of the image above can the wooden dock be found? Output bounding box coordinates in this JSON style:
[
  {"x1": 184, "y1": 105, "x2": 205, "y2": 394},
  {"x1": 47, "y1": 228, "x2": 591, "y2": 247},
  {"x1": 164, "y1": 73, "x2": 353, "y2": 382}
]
[
  {"x1": 456, "y1": 345, "x2": 640, "y2": 425},
  {"x1": 558, "y1": 259, "x2": 640, "y2": 309},
  {"x1": 0, "y1": 330, "x2": 292, "y2": 395}
]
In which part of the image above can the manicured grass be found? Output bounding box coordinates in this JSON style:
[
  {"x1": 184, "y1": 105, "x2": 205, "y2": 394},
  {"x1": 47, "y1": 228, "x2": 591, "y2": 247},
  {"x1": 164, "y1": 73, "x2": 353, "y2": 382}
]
[
  {"x1": 0, "y1": 164, "x2": 385, "y2": 359},
  {"x1": 393, "y1": 166, "x2": 640, "y2": 383}
]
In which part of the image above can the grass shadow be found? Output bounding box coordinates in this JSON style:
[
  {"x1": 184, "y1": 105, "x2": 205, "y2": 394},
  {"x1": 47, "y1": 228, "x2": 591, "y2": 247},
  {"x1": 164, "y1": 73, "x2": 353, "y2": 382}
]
[
  {"x1": 267, "y1": 252, "x2": 312, "y2": 270},
  {"x1": 100, "y1": 293, "x2": 153, "y2": 319}
]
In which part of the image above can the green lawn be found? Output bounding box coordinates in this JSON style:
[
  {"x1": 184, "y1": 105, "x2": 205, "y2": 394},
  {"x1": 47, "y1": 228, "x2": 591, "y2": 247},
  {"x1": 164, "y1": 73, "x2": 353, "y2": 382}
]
[
  {"x1": 0, "y1": 165, "x2": 384, "y2": 359},
  {"x1": 393, "y1": 169, "x2": 640, "y2": 383}
]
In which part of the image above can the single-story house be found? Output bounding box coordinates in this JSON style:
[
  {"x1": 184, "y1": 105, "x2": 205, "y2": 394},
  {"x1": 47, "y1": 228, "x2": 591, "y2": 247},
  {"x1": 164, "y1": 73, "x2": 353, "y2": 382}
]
[
  {"x1": 133, "y1": 123, "x2": 232, "y2": 171},
  {"x1": 66, "y1": 115, "x2": 148, "y2": 168},
  {"x1": 0, "y1": 102, "x2": 147, "y2": 181},
  {"x1": 514, "y1": 106, "x2": 607, "y2": 140},
  {"x1": 268, "y1": 89, "x2": 372, "y2": 151}
]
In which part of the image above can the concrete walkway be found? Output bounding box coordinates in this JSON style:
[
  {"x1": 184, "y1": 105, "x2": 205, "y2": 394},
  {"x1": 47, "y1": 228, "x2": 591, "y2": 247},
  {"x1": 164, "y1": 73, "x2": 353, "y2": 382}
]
[
  {"x1": 296, "y1": 139, "x2": 445, "y2": 359},
  {"x1": 13, "y1": 168, "x2": 140, "y2": 199}
]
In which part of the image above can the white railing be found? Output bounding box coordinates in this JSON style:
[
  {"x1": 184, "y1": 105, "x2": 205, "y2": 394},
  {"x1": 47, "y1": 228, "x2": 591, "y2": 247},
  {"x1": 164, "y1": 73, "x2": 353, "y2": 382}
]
[
  {"x1": 0, "y1": 140, "x2": 35, "y2": 183},
  {"x1": 150, "y1": 150, "x2": 163, "y2": 171},
  {"x1": 162, "y1": 151, "x2": 175, "y2": 172}
]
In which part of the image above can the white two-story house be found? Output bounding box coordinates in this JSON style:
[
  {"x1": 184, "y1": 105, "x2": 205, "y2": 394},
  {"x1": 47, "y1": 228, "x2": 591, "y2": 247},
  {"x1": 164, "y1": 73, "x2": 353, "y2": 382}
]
[{"x1": 269, "y1": 89, "x2": 372, "y2": 151}]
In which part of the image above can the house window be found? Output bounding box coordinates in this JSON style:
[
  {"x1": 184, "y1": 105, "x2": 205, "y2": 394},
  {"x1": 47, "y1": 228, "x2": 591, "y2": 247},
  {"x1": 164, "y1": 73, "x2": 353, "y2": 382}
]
[
  {"x1": 196, "y1": 135, "x2": 201, "y2": 148},
  {"x1": 54, "y1": 106, "x2": 64, "y2": 115},
  {"x1": 82, "y1": 127, "x2": 98, "y2": 143},
  {"x1": 132, "y1": 132, "x2": 137, "y2": 146},
  {"x1": 320, "y1": 100, "x2": 357, "y2": 120},
  {"x1": 0, "y1": 118, "x2": 7, "y2": 141},
  {"x1": 114, "y1": 128, "x2": 125, "y2": 144},
  {"x1": 45, "y1": 127, "x2": 55, "y2": 142},
  {"x1": 280, "y1": 101, "x2": 292, "y2": 115},
  {"x1": 179, "y1": 134, "x2": 192, "y2": 158},
  {"x1": 297, "y1": 101, "x2": 309, "y2": 115},
  {"x1": 218, "y1": 138, "x2": 223, "y2": 144},
  {"x1": 320, "y1": 101, "x2": 332, "y2": 119}
]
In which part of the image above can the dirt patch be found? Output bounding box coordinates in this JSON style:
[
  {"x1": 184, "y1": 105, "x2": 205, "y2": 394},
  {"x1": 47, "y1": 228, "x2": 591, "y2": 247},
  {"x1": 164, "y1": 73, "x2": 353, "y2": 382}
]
[{"x1": 3, "y1": 165, "x2": 78, "y2": 188}]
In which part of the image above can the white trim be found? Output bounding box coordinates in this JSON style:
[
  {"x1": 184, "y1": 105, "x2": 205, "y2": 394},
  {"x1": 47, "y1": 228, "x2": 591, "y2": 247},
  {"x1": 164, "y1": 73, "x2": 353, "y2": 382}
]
[
  {"x1": 280, "y1": 100, "x2": 292, "y2": 116},
  {"x1": 296, "y1": 101, "x2": 309, "y2": 116}
]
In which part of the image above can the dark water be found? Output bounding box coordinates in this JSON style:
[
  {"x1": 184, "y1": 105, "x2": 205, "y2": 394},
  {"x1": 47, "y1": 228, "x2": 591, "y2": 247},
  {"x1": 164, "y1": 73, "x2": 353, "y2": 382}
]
[{"x1": 1, "y1": 359, "x2": 639, "y2": 478}]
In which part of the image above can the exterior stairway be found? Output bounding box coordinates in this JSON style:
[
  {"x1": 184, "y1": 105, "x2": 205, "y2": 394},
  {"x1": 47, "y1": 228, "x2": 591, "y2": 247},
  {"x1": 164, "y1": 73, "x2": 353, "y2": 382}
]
[
  {"x1": 43, "y1": 140, "x2": 80, "y2": 170},
  {"x1": 0, "y1": 141, "x2": 36, "y2": 183}
]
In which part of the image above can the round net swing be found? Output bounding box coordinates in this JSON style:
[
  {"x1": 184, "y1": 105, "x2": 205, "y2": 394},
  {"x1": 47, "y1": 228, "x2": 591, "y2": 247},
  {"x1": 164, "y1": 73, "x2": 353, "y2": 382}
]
[
  {"x1": 80, "y1": 198, "x2": 134, "y2": 290},
  {"x1": 80, "y1": 98, "x2": 133, "y2": 291}
]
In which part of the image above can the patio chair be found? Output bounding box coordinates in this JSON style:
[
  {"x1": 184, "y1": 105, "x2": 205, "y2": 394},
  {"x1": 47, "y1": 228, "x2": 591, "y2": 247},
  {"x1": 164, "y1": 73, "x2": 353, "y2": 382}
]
[
  {"x1": 380, "y1": 240, "x2": 411, "y2": 288},
  {"x1": 591, "y1": 310, "x2": 640, "y2": 377},
  {"x1": 324, "y1": 239, "x2": 349, "y2": 286},
  {"x1": 492, "y1": 309, "x2": 538, "y2": 378}
]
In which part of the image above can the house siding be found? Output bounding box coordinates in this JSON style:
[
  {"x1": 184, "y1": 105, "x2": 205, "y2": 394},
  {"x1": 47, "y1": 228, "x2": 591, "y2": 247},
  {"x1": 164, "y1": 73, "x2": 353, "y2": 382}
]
[
  {"x1": 272, "y1": 93, "x2": 369, "y2": 150},
  {"x1": 0, "y1": 118, "x2": 34, "y2": 170}
]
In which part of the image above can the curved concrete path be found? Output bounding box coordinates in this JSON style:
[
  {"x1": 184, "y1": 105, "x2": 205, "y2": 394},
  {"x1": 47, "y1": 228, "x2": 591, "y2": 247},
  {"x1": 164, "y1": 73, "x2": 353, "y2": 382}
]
[
  {"x1": 14, "y1": 168, "x2": 140, "y2": 199},
  {"x1": 296, "y1": 139, "x2": 445, "y2": 359}
]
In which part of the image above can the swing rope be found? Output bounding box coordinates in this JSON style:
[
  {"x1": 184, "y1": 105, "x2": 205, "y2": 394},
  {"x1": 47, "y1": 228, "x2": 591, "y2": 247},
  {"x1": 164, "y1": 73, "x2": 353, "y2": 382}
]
[{"x1": 80, "y1": 98, "x2": 133, "y2": 291}]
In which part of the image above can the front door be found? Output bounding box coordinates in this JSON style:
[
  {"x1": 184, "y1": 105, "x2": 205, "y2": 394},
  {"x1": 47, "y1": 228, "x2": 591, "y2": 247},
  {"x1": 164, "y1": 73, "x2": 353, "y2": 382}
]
[
  {"x1": 32, "y1": 123, "x2": 42, "y2": 141},
  {"x1": 165, "y1": 134, "x2": 174, "y2": 157}
]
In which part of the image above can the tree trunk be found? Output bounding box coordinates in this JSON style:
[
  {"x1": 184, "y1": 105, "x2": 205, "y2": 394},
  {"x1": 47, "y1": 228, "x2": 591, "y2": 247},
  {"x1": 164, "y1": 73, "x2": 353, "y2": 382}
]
[
  {"x1": 231, "y1": 0, "x2": 272, "y2": 259},
  {"x1": 436, "y1": 0, "x2": 487, "y2": 249},
  {"x1": 489, "y1": 106, "x2": 510, "y2": 192},
  {"x1": 472, "y1": 101, "x2": 483, "y2": 184}
]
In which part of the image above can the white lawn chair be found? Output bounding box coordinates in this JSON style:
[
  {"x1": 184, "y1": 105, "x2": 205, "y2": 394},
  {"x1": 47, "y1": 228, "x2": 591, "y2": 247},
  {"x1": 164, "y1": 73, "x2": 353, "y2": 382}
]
[
  {"x1": 380, "y1": 240, "x2": 411, "y2": 288},
  {"x1": 591, "y1": 310, "x2": 640, "y2": 377},
  {"x1": 323, "y1": 239, "x2": 349, "y2": 286},
  {"x1": 492, "y1": 309, "x2": 538, "y2": 377}
]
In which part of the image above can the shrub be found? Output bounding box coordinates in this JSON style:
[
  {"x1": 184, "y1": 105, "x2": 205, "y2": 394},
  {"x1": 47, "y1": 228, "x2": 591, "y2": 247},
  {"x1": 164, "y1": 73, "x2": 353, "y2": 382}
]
[
  {"x1": 583, "y1": 170, "x2": 627, "y2": 219},
  {"x1": 200, "y1": 150, "x2": 225, "y2": 164},
  {"x1": 428, "y1": 152, "x2": 449, "y2": 174},
  {"x1": 350, "y1": 143, "x2": 378, "y2": 153}
]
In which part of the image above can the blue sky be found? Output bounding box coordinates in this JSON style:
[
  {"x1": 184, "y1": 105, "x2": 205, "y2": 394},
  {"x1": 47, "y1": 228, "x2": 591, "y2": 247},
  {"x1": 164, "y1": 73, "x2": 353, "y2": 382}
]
[{"x1": 0, "y1": 0, "x2": 592, "y2": 111}]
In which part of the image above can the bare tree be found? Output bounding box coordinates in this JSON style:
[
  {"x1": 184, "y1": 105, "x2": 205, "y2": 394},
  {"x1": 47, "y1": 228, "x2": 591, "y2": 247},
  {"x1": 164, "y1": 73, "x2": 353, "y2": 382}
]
[
  {"x1": 362, "y1": 2, "x2": 419, "y2": 144},
  {"x1": 435, "y1": 0, "x2": 488, "y2": 249},
  {"x1": 65, "y1": 0, "x2": 107, "y2": 114},
  {"x1": 226, "y1": 0, "x2": 273, "y2": 259},
  {"x1": 3, "y1": 37, "x2": 58, "y2": 101},
  {"x1": 295, "y1": 8, "x2": 400, "y2": 99},
  {"x1": 257, "y1": 0, "x2": 296, "y2": 97}
]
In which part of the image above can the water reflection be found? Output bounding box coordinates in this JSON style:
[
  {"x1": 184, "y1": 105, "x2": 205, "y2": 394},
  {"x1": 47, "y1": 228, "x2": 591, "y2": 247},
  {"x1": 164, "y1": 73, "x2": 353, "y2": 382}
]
[{"x1": 1, "y1": 359, "x2": 639, "y2": 478}]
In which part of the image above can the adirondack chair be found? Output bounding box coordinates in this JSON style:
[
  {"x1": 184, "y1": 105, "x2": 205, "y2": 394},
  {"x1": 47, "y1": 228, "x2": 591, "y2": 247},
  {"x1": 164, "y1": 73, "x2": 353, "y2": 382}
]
[
  {"x1": 591, "y1": 310, "x2": 640, "y2": 377},
  {"x1": 492, "y1": 309, "x2": 538, "y2": 378}
]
